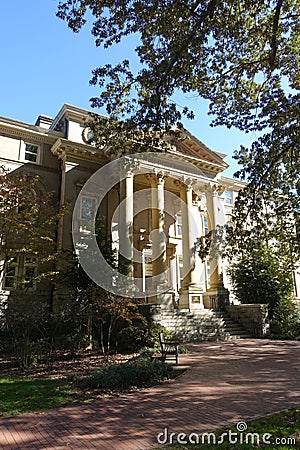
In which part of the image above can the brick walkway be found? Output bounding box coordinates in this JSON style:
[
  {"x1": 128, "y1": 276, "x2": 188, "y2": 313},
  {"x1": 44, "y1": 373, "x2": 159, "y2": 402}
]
[{"x1": 0, "y1": 339, "x2": 299, "y2": 449}]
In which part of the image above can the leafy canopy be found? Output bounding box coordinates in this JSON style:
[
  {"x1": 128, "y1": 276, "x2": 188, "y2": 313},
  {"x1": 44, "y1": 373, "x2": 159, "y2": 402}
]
[
  {"x1": 57, "y1": 0, "x2": 300, "y2": 258},
  {"x1": 57, "y1": 0, "x2": 299, "y2": 131}
]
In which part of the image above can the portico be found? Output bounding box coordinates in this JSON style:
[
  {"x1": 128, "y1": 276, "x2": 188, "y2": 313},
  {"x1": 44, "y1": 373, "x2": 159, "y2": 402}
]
[{"x1": 116, "y1": 150, "x2": 230, "y2": 311}]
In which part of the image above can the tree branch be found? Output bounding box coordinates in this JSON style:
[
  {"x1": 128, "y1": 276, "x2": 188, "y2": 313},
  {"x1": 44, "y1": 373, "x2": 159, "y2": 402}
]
[{"x1": 269, "y1": 0, "x2": 283, "y2": 68}]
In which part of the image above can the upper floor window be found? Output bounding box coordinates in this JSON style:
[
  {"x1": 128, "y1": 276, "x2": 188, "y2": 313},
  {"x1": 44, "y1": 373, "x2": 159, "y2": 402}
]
[
  {"x1": 176, "y1": 213, "x2": 182, "y2": 237},
  {"x1": 80, "y1": 196, "x2": 97, "y2": 220},
  {"x1": 204, "y1": 216, "x2": 209, "y2": 235},
  {"x1": 23, "y1": 143, "x2": 40, "y2": 164},
  {"x1": 224, "y1": 190, "x2": 233, "y2": 205}
]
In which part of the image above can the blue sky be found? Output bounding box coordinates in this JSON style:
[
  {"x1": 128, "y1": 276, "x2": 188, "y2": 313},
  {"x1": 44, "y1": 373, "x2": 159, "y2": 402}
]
[{"x1": 0, "y1": 1, "x2": 258, "y2": 177}]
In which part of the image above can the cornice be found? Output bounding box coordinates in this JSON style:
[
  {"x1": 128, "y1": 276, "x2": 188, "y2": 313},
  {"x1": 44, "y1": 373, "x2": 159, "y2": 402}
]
[
  {"x1": 0, "y1": 119, "x2": 62, "y2": 145},
  {"x1": 51, "y1": 103, "x2": 106, "y2": 131},
  {"x1": 219, "y1": 175, "x2": 247, "y2": 189},
  {"x1": 167, "y1": 148, "x2": 226, "y2": 174},
  {"x1": 172, "y1": 129, "x2": 229, "y2": 169},
  {"x1": 50, "y1": 138, "x2": 108, "y2": 163}
]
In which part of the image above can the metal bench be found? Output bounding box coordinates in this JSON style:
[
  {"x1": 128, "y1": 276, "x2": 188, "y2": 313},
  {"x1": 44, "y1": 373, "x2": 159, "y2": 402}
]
[{"x1": 159, "y1": 331, "x2": 179, "y2": 365}]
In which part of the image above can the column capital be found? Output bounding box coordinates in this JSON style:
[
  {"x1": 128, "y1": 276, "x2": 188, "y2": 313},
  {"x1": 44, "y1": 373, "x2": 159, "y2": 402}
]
[
  {"x1": 205, "y1": 182, "x2": 226, "y2": 196},
  {"x1": 173, "y1": 177, "x2": 195, "y2": 191},
  {"x1": 119, "y1": 156, "x2": 139, "y2": 177},
  {"x1": 146, "y1": 171, "x2": 166, "y2": 186}
]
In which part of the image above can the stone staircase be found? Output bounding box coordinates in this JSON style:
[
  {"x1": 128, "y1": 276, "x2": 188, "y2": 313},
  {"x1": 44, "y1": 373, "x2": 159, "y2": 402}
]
[{"x1": 152, "y1": 308, "x2": 252, "y2": 343}]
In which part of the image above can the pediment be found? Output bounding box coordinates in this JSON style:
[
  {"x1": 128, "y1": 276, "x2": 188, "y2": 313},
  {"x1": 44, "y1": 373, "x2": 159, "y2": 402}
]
[{"x1": 168, "y1": 130, "x2": 228, "y2": 174}]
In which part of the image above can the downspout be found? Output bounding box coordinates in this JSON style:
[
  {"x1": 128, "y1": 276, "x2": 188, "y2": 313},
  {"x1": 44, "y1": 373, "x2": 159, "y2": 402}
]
[{"x1": 57, "y1": 151, "x2": 66, "y2": 252}]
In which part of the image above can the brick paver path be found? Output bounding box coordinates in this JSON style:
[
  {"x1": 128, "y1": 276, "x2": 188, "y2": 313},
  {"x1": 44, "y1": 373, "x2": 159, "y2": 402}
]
[{"x1": 0, "y1": 339, "x2": 299, "y2": 449}]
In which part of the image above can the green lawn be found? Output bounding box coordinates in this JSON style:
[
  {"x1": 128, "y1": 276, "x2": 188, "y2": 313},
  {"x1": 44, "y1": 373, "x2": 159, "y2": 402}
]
[
  {"x1": 0, "y1": 377, "x2": 79, "y2": 417},
  {"x1": 157, "y1": 408, "x2": 300, "y2": 449}
]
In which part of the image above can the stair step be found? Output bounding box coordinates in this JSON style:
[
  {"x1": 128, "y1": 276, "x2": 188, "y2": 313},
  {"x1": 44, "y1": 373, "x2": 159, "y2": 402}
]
[{"x1": 155, "y1": 308, "x2": 252, "y2": 342}]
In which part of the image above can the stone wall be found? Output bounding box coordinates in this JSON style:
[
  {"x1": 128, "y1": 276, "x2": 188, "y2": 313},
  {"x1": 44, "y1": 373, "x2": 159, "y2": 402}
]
[{"x1": 226, "y1": 304, "x2": 269, "y2": 337}]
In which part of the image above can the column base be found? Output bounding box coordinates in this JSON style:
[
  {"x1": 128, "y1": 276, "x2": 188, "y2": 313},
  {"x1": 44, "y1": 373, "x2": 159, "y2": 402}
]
[
  {"x1": 178, "y1": 285, "x2": 204, "y2": 310},
  {"x1": 203, "y1": 285, "x2": 229, "y2": 310}
]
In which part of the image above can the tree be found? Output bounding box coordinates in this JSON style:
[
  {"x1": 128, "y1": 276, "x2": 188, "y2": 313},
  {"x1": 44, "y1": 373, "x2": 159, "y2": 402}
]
[
  {"x1": 0, "y1": 167, "x2": 60, "y2": 291},
  {"x1": 228, "y1": 241, "x2": 294, "y2": 318},
  {"x1": 56, "y1": 0, "x2": 300, "y2": 259},
  {"x1": 59, "y1": 216, "x2": 141, "y2": 354},
  {"x1": 0, "y1": 167, "x2": 64, "y2": 366}
]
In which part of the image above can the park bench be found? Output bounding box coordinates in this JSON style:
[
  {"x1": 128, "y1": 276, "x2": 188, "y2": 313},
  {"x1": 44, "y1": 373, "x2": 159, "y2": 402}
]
[{"x1": 159, "y1": 331, "x2": 179, "y2": 365}]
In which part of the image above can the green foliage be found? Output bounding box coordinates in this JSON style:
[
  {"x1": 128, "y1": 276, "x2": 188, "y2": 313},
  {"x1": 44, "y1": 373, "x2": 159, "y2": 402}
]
[
  {"x1": 229, "y1": 243, "x2": 294, "y2": 318},
  {"x1": 0, "y1": 166, "x2": 61, "y2": 287},
  {"x1": 56, "y1": 1, "x2": 299, "y2": 133},
  {"x1": 77, "y1": 357, "x2": 175, "y2": 390},
  {"x1": 178, "y1": 345, "x2": 189, "y2": 354},
  {"x1": 139, "y1": 346, "x2": 158, "y2": 358},
  {"x1": 117, "y1": 322, "x2": 170, "y2": 353},
  {"x1": 269, "y1": 299, "x2": 300, "y2": 339}
]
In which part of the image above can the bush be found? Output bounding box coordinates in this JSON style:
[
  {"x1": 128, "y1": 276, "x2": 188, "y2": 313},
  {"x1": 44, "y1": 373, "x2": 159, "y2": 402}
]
[
  {"x1": 117, "y1": 322, "x2": 171, "y2": 353},
  {"x1": 229, "y1": 245, "x2": 294, "y2": 318},
  {"x1": 77, "y1": 357, "x2": 175, "y2": 390},
  {"x1": 139, "y1": 346, "x2": 159, "y2": 358},
  {"x1": 269, "y1": 299, "x2": 300, "y2": 340},
  {"x1": 178, "y1": 345, "x2": 189, "y2": 354}
]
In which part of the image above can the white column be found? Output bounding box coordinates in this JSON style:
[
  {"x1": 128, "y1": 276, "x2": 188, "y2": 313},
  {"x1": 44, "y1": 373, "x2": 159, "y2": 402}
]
[
  {"x1": 205, "y1": 183, "x2": 225, "y2": 289},
  {"x1": 151, "y1": 173, "x2": 167, "y2": 283},
  {"x1": 180, "y1": 182, "x2": 197, "y2": 287},
  {"x1": 119, "y1": 170, "x2": 134, "y2": 277},
  {"x1": 178, "y1": 180, "x2": 203, "y2": 310}
]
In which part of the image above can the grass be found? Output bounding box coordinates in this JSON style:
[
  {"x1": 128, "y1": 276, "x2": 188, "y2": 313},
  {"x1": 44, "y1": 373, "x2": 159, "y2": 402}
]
[
  {"x1": 157, "y1": 408, "x2": 300, "y2": 449},
  {"x1": 0, "y1": 377, "x2": 79, "y2": 417}
]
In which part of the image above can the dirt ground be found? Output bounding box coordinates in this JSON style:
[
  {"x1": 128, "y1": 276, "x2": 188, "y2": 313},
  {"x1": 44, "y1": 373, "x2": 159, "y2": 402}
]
[{"x1": 0, "y1": 351, "x2": 135, "y2": 379}]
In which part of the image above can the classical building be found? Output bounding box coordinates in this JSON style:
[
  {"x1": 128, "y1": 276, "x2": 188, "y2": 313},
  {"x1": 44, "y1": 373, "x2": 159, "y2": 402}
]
[{"x1": 0, "y1": 104, "x2": 298, "y2": 339}]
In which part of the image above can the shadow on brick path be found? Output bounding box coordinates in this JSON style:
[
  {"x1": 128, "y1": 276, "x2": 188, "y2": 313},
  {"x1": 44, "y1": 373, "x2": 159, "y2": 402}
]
[{"x1": 0, "y1": 339, "x2": 299, "y2": 449}]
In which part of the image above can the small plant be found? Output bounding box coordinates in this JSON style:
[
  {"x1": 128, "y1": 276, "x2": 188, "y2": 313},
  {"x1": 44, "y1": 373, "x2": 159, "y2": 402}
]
[
  {"x1": 178, "y1": 345, "x2": 189, "y2": 354},
  {"x1": 77, "y1": 357, "x2": 175, "y2": 390},
  {"x1": 139, "y1": 346, "x2": 159, "y2": 358},
  {"x1": 117, "y1": 322, "x2": 171, "y2": 353}
]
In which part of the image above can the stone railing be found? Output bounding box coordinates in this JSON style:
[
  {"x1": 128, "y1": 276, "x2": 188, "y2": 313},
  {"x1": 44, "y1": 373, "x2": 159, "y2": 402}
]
[{"x1": 226, "y1": 304, "x2": 269, "y2": 338}]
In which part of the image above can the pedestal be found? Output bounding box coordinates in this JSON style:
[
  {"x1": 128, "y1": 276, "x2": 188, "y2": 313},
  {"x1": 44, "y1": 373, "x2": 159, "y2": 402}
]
[
  {"x1": 179, "y1": 285, "x2": 204, "y2": 310},
  {"x1": 203, "y1": 285, "x2": 229, "y2": 310}
]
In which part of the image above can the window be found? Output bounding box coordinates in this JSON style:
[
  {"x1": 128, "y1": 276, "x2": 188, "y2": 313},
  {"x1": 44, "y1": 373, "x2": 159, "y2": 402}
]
[
  {"x1": 24, "y1": 144, "x2": 40, "y2": 163},
  {"x1": 224, "y1": 190, "x2": 233, "y2": 205},
  {"x1": 176, "y1": 213, "x2": 182, "y2": 237},
  {"x1": 23, "y1": 258, "x2": 37, "y2": 290},
  {"x1": 3, "y1": 258, "x2": 18, "y2": 290},
  {"x1": 80, "y1": 196, "x2": 97, "y2": 220},
  {"x1": 178, "y1": 256, "x2": 183, "y2": 288},
  {"x1": 205, "y1": 260, "x2": 211, "y2": 290},
  {"x1": 204, "y1": 216, "x2": 209, "y2": 235},
  {"x1": 3, "y1": 256, "x2": 37, "y2": 291}
]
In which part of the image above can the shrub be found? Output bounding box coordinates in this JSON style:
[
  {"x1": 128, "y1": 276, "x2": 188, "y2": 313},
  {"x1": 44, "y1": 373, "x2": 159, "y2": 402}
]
[
  {"x1": 117, "y1": 322, "x2": 171, "y2": 353},
  {"x1": 139, "y1": 346, "x2": 159, "y2": 358},
  {"x1": 77, "y1": 357, "x2": 175, "y2": 390},
  {"x1": 269, "y1": 299, "x2": 300, "y2": 340},
  {"x1": 229, "y1": 245, "x2": 294, "y2": 318},
  {"x1": 178, "y1": 345, "x2": 189, "y2": 354}
]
